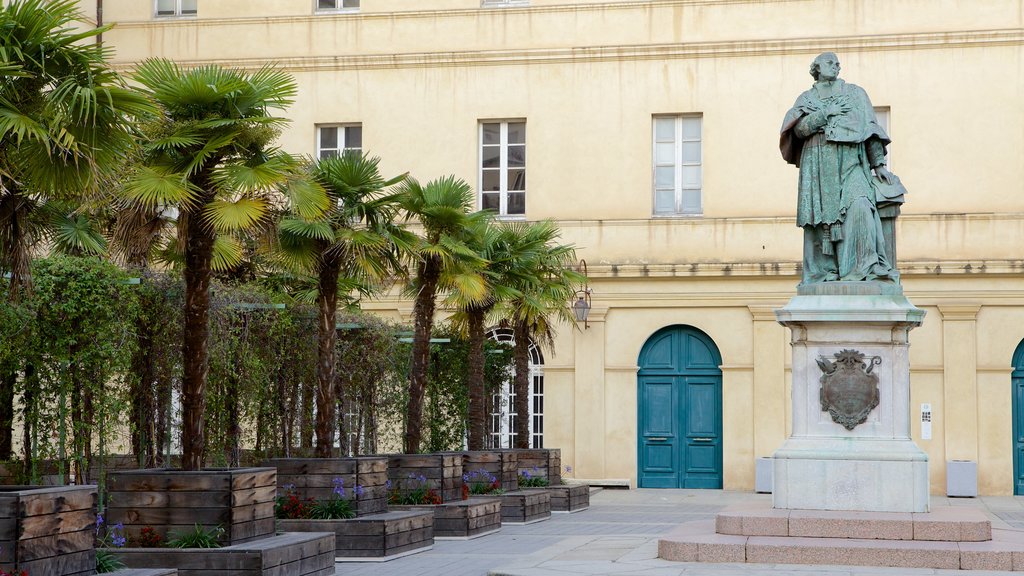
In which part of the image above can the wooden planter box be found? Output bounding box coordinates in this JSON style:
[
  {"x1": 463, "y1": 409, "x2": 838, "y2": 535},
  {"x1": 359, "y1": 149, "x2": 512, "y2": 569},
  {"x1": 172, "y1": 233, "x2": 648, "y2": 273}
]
[
  {"x1": 106, "y1": 569, "x2": 178, "y2": 576},
  {"x1": 107, "y1": 531, "x2": 334, "y2": 576},
  {"x1": 548, "y1": 484, "x2": 590, "y2": 512},
  {"x1": 392, "y1": 496, "x2": 501, "y2": 539},
  {"x1": 264, "y1": 457, "x2": 387, "y2": 516},
  {"x1": 387, "y1": 453, "x2": 463, "y2": 503},
  {"x1": 510, "y1": 448, "x2": 561, "y2": 486},
  {"x1": 279, "y1": 509, "x2": 433, "y2": 560},
  {"x1": 497, "y1": 490, "x2": 551, "y2": 524},
  {"x1": 0, "y1": 485, "x2": 97, "y2": 576},
  {"x1": 462, "y1": 451, "x2": 518, "y2": 491},
  {"x1": 107, "y1": 467, "x2": 276, "y2": 546}
]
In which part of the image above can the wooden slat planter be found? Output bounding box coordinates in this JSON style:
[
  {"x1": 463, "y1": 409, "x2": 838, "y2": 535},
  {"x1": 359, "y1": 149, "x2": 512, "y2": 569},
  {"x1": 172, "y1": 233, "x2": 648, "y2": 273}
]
[
  {"x1": 510, "y1": 449, "x2": 561, "y2": 486},
  {"x1": 548, "y1": 484, "x2": 590, "y2": 513},
  {"x1": 392, "y1": 496, "x2": 501, "y2": 539},
  {"x1": 279, "y1": 509, "x2": 433, "y2": 560},
  {"x1": 107, "y1": 531, "x2": 334, "y2": 576},
  {"x1": 264, "y1": 457, "x2": 387, "y2": 516},
  {"x1": 106, "y1": 569, "x2": 178, "y2": 576},
  {"x1": 497, "y1": 490, "x2": 551, "y2": 525},
  {"x1": 106, "y1": 468, "x2": 276, "y2": 546},
  {"x1": 0, "y1": 485, "x2": 97, "y2": 576},
  {"x1": 462, "y1": 451, "x2": 518, "y2": 491},
  {"x1": 386, "y1": 453, "x2": 463, "y2": 503}
]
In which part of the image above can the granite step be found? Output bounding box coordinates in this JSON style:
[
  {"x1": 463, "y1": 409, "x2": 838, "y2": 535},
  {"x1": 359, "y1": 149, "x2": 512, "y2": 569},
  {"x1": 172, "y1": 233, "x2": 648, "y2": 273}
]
[
  {"x1": 715, "y1": 501, "x2": 991, "y2": 541},
  {"x1": 659, "y1": 519, "x2": 1024, "y2": 571}
]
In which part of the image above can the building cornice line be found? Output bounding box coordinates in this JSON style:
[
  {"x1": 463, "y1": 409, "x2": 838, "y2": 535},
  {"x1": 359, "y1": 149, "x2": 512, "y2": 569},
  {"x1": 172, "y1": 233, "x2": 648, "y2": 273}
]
[
  {"x1": 579, "y1": 260, "x2": 1024, "y2": 279},
  {"x1": 106, "y1": 0, "x2": 817, "y2": 27},
  {"x1": 109, "y1": 28, "x2": 1024, "y2": 71}
]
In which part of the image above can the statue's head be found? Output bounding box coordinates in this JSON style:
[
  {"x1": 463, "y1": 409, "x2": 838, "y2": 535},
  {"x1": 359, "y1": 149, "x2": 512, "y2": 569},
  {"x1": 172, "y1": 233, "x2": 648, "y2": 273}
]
[{"x1": 809, "y1": 52, "x2": 841, "y2": 81}]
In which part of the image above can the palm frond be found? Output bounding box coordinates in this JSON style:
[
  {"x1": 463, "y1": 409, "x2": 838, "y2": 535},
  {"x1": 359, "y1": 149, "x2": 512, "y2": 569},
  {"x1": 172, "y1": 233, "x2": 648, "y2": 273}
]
[
  {"x1": 122, "y1": 166, "x2": 198, "y2": 210},
  {"x1": 210, "y1": 235, "x2": 244, "y2": 271},
  {"x1": 203, "y1": 197, "x2": 268, "y2": 232}
]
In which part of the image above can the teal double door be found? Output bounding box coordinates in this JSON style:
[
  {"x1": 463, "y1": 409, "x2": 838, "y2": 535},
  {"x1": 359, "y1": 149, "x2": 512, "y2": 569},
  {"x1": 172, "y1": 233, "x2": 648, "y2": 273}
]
[{"x1": 637, "y1": 326, "x2": 723, "y2": 489}]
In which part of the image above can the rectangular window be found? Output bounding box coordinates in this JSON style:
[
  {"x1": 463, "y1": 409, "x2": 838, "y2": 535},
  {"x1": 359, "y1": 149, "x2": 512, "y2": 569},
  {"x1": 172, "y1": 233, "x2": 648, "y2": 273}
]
[
  {"x1": 653, "y1": 115, "x2": 702, "y2": 216},
  {"x1": 316, "y1": 0, "x2": 359, "y2": 12},
  {"x1": 155, "y1": 0, "x2": 197, "y2": 17},
  {"x1": 479, "y1": 120, "x2": 526, "y2": 217},
  {"x1": 874, "y1": 106, "x2": 891, "y2": 170},
  {"x1": 316, "y1": 124, "x2": 362, "y2": 159}
]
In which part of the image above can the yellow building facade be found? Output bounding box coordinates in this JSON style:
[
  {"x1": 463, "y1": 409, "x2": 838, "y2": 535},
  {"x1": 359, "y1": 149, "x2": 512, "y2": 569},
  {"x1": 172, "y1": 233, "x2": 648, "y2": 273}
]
[{"x1": 86, "y1": 0, "x2": 1024, "y2": 494}]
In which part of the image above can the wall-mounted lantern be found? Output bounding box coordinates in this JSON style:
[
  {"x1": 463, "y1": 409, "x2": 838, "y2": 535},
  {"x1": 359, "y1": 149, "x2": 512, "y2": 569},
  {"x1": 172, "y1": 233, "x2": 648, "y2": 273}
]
[{"x1": 572, "y1": 259, "x2": 592, "y2": 329}]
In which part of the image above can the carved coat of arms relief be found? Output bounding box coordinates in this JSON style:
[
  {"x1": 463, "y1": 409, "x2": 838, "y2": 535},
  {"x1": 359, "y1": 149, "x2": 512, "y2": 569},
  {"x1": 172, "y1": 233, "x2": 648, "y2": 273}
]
[{"x1": 816, "y1": 349, "x2": 882, "y2": 430}]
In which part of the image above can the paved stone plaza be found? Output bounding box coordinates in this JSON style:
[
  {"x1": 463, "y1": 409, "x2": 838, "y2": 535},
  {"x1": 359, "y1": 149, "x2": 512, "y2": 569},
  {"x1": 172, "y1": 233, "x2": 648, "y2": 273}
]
[{"x1": 334, "y1": 488, "x2": 1024, "y2": 576}]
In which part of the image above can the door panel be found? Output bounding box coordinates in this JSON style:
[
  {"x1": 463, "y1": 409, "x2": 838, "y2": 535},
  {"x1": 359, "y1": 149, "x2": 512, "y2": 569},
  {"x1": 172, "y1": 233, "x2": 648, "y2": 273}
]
[
  {"x1": 639, "y1": 377, "x2": 678, "y2": 488},
  {"x1": 1015, "y1": 373, "x2": 1024, "y2": 495}
]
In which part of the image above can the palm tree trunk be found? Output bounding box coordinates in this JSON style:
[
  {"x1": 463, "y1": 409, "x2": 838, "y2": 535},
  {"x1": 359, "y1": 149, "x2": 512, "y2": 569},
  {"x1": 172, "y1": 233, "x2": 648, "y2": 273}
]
[
  {"x1": 466, "y1": 307, "x2": 487, "y2": 450},
  {"x1": 180, "y1": 201, "x2": 217, "y2": 471},
  {"x1": 314, "y1": 257, "x2": 341, "y2": 458},
  {"x1": 405, "y1": 258, "x2": 441, "y2": 453},
  {"x1": 513, "y1": 319, "x2": 531, "y2": 449}
]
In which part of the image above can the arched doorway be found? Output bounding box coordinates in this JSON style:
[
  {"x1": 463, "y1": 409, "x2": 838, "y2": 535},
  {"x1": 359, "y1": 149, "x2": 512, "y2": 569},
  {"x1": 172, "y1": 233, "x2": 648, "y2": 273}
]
[
  {"x1": 487, "y1": 328, "x2": 544, "y2": 449},
  {"x1": 637, "y1": 325, "x2": 723, "y2": 488},
  {"x1": 1012, "y1": 341, "x2": 1024, "y2": 494}
]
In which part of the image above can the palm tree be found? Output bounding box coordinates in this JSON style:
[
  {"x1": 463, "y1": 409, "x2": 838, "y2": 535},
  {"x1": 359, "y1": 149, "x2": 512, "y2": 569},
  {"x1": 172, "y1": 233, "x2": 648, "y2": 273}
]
[
  {"x1": 278, "y1": 151, "x2": 413, "y2": 458},
  {"x1": 398, "y1": 176, "x2": 488, "y2": 453},
  {"x1": 500, "y1": 221, "x2": 583, "y2": 449},
  {"x1": 123, "y1": 59, "x2": 327, "y2": 470},
  {"x1": 447, "y1": 218, "x2": 561, "y2": 450},
  {"x1": 0, "y1": 0, "x2": 152, "y2": 458}
]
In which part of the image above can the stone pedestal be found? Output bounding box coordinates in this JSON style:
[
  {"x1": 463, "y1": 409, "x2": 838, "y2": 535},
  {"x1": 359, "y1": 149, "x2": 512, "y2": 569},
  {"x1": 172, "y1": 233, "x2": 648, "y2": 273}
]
[{"x1": 772, "y1": 284, "x2": 928, "y2": 512}]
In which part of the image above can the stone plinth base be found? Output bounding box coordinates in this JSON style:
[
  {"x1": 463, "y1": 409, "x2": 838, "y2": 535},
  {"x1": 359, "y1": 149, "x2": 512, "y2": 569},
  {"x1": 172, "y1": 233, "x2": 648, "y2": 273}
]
[
  {"x1": 773, "y1": 291, "x2": 928, "y2": 513},
  {"x1": 772, "y1": 438, "x2": 929, "y2": 512},
  {"x1": 659, "y1": 502, "x2": 1024, "y2": 571}
]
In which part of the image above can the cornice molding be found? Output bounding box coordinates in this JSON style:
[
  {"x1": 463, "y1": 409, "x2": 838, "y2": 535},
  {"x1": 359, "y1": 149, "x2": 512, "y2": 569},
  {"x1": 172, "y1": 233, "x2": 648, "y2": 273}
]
[
  {"x1": 109, "y1": 28, "x2": 1024, "y2": 72},
  {"x1": 107, "y1": 0, "x2": 815, "y2": 28}
]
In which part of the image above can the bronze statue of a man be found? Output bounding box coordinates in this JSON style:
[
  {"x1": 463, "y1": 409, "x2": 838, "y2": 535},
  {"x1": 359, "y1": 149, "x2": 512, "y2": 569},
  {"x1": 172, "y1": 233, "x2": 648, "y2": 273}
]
[{"x1": 780, "y1": 52, "x2": 900, "y2": 285}]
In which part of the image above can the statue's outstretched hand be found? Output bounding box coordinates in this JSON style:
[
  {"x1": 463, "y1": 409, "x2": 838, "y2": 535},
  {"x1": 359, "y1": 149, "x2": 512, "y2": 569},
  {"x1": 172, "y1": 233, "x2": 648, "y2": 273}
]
[{"x1": 875, "y1": 166, "x2": 895, "y2": 184}]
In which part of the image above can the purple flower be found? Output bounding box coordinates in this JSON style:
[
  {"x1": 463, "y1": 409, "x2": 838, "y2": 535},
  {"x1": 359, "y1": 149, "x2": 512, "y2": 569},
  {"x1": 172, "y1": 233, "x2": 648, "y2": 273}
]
[
  {"x1": 332, "y1": 477, "x2": 345, "y2": 498},
  {"x1": 462, "y1": 474, "x2": 469, "y2": 482},
  {"x1": 354, "y1": 484, "x2": 364, "y2": 497},
  {"x1": 565, "y1": 466, "x2": 572, "y2": 473},
  {"x1": 386, "y1": 479, "x2": 392, "y2": 490},
  {"x1": 522, "y1": 469, "x2": 531, "y2": 478}
]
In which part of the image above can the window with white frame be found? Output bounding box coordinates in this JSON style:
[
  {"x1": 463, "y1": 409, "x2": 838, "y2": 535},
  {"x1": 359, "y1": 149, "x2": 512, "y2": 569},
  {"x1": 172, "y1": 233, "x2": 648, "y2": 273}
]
[
  {"x1": 486, "y1": 328, "x2": 544, "y2": 449},
  {"x1": 155, "y1": 0, "x2": 196, "y2": 17},
  {"x1": 874, "y1": 106, "x2": 891, "y2": 170},
  {"x1": 482, "y1": 0, "x2": 530, "y2": 7},
  {"x1": 316, "y1": 125, "x2": 362, "y2": 159},
  {"x1": 480, "y1": 121, "x2": 526, "y2": 216},
  {"x1": 316, "y1": 0, "x2": 359, "y2": 12},
  {"x1": 653, "y1": 115, "x2": 702, "y2": 216}
]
